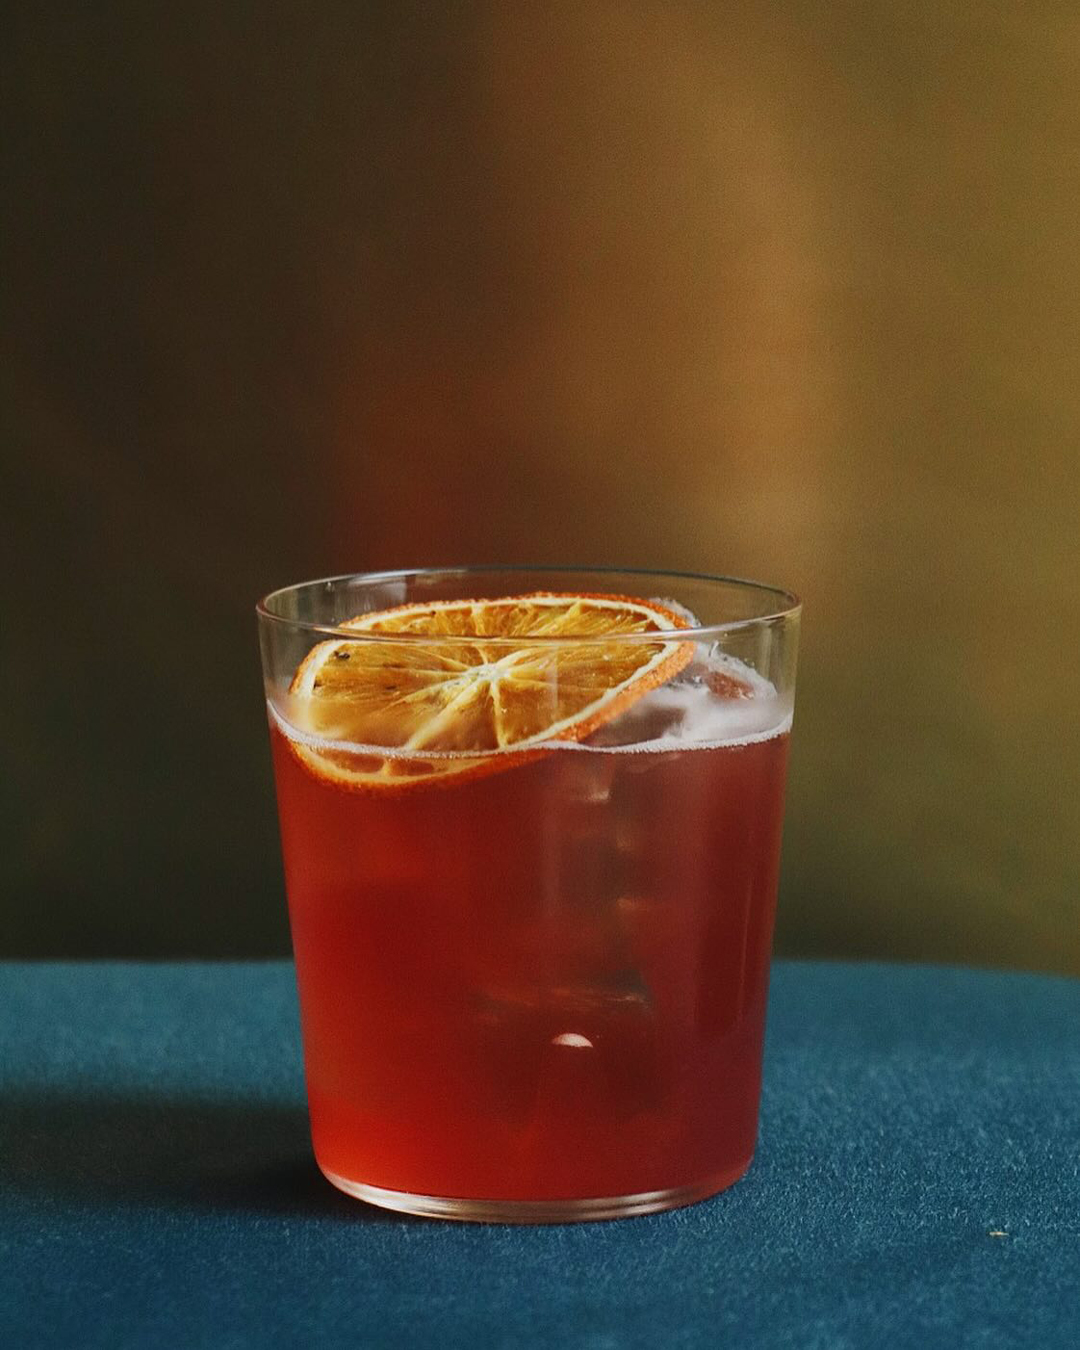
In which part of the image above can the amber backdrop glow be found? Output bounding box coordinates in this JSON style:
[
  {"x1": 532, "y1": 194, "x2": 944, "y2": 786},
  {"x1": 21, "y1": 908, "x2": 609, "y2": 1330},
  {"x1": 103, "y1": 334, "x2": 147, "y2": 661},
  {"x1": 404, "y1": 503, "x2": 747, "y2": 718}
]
[{"x1": 4, "y1": 2, "x2": 1078, "y2": 970}]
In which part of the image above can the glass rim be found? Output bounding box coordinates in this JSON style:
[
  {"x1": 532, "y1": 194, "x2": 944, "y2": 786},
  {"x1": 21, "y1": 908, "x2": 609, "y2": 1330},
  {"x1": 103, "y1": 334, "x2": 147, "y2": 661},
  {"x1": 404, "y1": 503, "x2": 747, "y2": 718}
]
[{"x1": 256, "y1": 565, "x2": 801, "y2": 645}]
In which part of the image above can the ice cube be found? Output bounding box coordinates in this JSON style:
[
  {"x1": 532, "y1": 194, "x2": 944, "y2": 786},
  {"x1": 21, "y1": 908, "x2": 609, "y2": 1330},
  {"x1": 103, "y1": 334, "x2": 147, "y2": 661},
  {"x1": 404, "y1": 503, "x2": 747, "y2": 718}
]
[
  {"x1": 558, "y1": 752, "x2": 615, "y2": 806},
  {"x1": 588, "y1": 647, "x2": 785, "y2": 750},
  {"x1": 472, "y1": 973, "x2": 667, "y2": 1120},
  {"x1": 586, "y1": 684, "x2": 688, "y2": 747}
]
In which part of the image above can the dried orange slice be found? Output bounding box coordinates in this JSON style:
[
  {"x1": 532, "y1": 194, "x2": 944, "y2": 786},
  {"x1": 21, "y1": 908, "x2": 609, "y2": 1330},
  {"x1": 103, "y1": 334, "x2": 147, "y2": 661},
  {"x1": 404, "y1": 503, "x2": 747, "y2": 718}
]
[{"x1": 282, "y1": 592, "x2": 695, "y2": 790}]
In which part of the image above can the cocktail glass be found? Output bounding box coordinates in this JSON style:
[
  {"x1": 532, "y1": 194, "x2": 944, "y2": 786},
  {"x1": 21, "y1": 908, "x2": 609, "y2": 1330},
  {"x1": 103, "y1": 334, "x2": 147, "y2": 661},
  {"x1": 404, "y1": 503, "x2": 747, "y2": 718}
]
[{"x1": 257, "y1": 567, "x2": 800, "y2": 1222}]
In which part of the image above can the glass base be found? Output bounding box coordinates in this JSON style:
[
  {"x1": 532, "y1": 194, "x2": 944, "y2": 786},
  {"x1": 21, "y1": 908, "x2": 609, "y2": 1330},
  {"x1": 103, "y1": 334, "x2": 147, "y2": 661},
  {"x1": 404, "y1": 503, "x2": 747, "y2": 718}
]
[{"x1": 320, "y1": 1159, "x2": 752, "y2": 1223}]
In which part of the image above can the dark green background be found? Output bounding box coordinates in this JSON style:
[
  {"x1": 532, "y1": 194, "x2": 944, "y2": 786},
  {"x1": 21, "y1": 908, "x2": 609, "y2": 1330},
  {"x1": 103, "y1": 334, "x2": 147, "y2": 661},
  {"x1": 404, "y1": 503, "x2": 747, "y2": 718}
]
[{"x1": 4, "y1": 2, "x2": 1078, "y2": 970}]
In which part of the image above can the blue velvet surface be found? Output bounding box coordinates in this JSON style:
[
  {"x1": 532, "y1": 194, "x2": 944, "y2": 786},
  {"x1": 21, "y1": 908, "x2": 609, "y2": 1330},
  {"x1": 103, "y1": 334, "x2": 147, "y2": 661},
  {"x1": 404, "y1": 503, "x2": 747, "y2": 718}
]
[{"x1": 2, "y1": 960, "x2": 1078, "y2": 1349}]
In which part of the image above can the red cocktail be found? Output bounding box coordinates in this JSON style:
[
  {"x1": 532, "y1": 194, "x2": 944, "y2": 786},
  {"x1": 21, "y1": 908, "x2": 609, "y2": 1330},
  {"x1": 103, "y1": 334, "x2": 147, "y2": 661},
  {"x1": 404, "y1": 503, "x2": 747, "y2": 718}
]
[{"x1": 258, "y1": 570, "x2": 799, "y2": 1221}]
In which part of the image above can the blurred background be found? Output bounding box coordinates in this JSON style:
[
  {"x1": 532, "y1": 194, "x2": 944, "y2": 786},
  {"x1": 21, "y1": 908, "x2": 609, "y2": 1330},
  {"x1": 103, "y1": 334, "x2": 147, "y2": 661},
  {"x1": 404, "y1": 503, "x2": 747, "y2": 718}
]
[{"x1": 3, "y1": 1, "x2": 1078, "y2": 971}]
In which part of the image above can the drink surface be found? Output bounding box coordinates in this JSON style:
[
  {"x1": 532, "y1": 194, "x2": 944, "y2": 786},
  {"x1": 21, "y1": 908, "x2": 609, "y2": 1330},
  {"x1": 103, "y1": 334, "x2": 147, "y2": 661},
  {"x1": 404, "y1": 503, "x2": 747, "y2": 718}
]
[{"x1": 270, "y1": 650, "x2": 791, "y2": 1201}]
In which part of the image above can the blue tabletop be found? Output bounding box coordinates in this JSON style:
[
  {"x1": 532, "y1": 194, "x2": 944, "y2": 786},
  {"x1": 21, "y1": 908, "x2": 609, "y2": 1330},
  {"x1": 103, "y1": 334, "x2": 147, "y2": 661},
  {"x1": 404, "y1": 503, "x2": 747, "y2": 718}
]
[{"x1": 2, "y1": 960, "x2": 1078, "y2": 1349}]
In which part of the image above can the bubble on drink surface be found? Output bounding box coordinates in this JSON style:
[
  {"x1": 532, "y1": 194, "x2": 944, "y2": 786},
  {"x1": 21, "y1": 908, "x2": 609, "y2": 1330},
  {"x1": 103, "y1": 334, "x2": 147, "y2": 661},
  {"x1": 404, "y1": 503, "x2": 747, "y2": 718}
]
[
  {"x1": 648, "y1": 597, "x2": 702, "y2": 628},
  {"x1": 551, "y1": 1032, "x2": 593, "y2": 1048}
]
